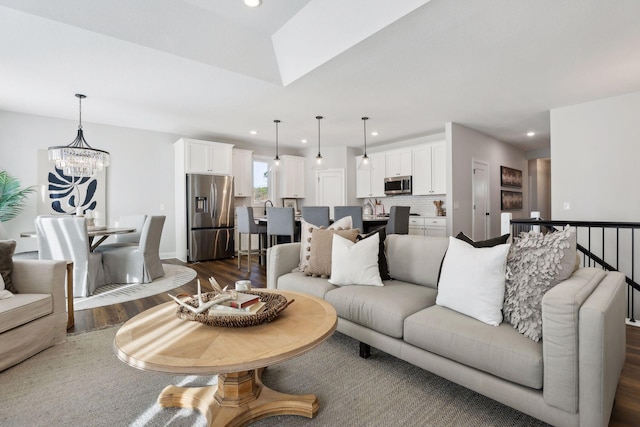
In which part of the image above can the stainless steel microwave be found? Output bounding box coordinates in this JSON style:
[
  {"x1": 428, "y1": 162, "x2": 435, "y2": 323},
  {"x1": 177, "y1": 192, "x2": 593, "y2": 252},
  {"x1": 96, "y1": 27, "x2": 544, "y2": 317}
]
[{"x1": 384, "y1": 176, "x2": 412, "y2": 195}]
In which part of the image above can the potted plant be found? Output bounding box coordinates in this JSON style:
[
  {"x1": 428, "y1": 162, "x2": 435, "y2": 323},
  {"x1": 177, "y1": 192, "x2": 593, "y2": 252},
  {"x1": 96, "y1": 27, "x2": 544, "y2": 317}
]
[{"x1": 0, "y1": 171, "x2": 35, "y2": 222}]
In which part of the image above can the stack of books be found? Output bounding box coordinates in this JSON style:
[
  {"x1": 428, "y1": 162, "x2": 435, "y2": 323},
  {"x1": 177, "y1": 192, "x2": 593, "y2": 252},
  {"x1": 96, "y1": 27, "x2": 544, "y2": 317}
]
[{"x1": 207, "y1": 292, "x2": 266, "y2": 316}]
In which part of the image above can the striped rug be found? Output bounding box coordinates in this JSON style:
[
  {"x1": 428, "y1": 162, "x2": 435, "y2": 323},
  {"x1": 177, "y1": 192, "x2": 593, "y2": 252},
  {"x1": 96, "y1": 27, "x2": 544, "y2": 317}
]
[{"x1": 73, "y1": 264, "x2": 196, "y2": 310}]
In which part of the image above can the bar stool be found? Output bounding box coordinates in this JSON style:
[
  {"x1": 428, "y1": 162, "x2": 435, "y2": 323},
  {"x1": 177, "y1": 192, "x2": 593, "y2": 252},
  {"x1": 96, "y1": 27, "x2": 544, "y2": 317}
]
[
  {"x1": 236, "y1": 207, "x2": 267, "y2": 271},
  {"x1": 301, "y1": 206, "x2": 330, "y2": 227},
  {"x1": 386, "y1": 206, "x2": 410, "y2": 235},
  {"x1": 334, "y1": 206, "x2": 363, "y2": 232},
  {"x1": 266, "y1": 207, "x2": 295, "y2": 248}
]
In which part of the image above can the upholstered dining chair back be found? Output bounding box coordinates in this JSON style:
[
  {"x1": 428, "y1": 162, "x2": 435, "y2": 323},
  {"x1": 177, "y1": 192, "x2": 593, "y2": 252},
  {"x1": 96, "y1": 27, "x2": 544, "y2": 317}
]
[
  {"x1": 114, "y1": 214, "x2": 147, "y2": 244},
  {"x1": 266, "y1": 207, "x2": 295, "y2": 247},
  {"x1": 35, "y1": 215, "x2": 105, "y2": 297},
  {"x1": 386, "y1": 206, "x2": 410, "y2": 235},
  {"x1": 99, "y1": 215, "x2": 165, "y2": 284},
  {"x1": 301, "y1": 206, "x2": 330, "y2": 228},
  {"x1": 236, "y1": 206, "x2": 267, "y2": 271},
  {"x1": 334, "y1": 206, "x2": 363, "y2": 232}
]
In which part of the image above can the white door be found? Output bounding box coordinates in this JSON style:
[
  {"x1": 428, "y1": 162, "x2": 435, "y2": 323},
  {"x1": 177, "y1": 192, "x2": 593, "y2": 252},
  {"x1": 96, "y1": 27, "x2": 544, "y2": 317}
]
[
  {"x1": 472, "y1": 161, "x2": 489, "y2": 240},
  {"x1": 316, "y1": 169, "x2": 345, "y2": 218}
]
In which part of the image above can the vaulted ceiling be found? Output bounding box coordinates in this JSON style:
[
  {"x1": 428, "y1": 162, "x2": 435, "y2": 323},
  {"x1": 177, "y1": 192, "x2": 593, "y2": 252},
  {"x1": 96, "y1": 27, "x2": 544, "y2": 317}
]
[{"x1": 1, "y1": 0, "x2": 639, "y2": 152}]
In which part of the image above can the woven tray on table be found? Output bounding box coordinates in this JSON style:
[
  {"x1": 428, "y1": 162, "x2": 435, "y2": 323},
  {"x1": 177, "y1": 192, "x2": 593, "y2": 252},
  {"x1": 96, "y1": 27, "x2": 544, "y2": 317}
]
[{"x1": 175, "y1": 290, "x2": 293, "y2": 328}]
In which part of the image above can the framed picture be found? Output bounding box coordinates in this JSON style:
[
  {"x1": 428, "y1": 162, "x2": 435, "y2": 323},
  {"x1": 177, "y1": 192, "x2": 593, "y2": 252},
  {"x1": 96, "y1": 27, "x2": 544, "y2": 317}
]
[
  {"x1": 282, "y1": 198, "x2": 298, "y2": 211},
  {"x1": 501, "y1": 190, "x2": 523, "y2": 210},
  {"x1": 500, "y1": 166, "x2": 523, "y2": 188}
]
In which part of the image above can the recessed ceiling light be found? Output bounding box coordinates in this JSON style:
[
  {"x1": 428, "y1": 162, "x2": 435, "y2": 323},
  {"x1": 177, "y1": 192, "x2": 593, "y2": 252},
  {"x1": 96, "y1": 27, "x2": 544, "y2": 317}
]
[
  {"x1": 301, "y1": 139, "x2": 308, "y2": 144},
  {"x1": 371, "y1": 131, "x2": 379, "y2": 136},
  {"x1": 526, "y1": 131, "x2": 535, "y2": 137},
  {"x1": 249, "y1": 130, "x2": 258, "y2": 135},
  {"x1": 244, "y1": 0, "x2": 261, "y2": 7}
]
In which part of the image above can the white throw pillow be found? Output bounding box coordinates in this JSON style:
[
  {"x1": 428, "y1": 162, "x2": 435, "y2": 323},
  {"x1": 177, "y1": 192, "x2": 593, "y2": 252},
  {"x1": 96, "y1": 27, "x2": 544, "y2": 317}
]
[
  {"x1": 436, "y1": 236, "x2": 510, "y2": 326},
  {"x1": 329, "y1": 233, "x2": 383, "y2": 287},
  {"x1": 295, "y1": 216, "x2": 352, "y2": 272}
]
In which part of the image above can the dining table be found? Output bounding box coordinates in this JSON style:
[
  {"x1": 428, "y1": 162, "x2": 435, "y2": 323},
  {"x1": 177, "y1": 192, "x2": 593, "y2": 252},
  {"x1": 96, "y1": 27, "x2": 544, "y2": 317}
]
[{"x1": 20, "y1": 226, "x2": 136, "y2": 252}]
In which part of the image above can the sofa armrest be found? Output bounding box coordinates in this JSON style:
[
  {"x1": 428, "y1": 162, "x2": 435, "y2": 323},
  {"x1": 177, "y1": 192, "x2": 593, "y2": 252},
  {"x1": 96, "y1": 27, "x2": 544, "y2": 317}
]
[
  {"x1": 578, "y1": 270, "x2": 626, "y2": 427},
  {"x1": 266, "y1": 243, "x2": 301, "y2": 289},
  {"x1": 541, "y1": 267, "x2": 606, "y2": 413},
  {"x1": 11, "y1": 259, "x2": 67, "y2": 315}
]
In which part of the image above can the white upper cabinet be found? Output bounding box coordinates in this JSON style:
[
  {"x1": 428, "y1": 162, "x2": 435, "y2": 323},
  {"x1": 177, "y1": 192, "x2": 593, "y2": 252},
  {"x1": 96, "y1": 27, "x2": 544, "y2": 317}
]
[
  {"x1": 279, "y1": 155, "x2": 305, "y2": 198},
  {"x1": 232, "y1": 148, "x2": 253, "y2": 197},
  {"x1": 412, "y1": 141, "x2": 447, "y2": 195},
  {"x1": 183, "y1": 139, "x2": 234, "y2": 175},
  {"x1": 356, "y1": 152, "x2": 386, "y2": 198},
  {"x1": 385, "y1": 149, "x2": 412, "y2": 177}
]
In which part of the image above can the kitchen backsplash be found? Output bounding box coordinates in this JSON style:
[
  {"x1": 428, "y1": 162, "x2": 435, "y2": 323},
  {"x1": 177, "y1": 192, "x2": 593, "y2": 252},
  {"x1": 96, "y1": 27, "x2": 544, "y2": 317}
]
[{"x1": 364, "y1": 194, "x2": 446, "y2": 217}]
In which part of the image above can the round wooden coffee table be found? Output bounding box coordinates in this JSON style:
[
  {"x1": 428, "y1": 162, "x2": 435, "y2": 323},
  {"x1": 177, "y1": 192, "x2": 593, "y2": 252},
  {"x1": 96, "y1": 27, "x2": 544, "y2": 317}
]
[{"x1": 114, "y1": 289, "x2": 337, "y2": 426}]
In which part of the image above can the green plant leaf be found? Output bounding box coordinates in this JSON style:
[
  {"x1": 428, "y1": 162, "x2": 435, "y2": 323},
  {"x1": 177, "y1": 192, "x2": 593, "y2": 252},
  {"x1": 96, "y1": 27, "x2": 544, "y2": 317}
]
[{"x1": 0, "y1": 171, "x2": 36, "y2": 222}]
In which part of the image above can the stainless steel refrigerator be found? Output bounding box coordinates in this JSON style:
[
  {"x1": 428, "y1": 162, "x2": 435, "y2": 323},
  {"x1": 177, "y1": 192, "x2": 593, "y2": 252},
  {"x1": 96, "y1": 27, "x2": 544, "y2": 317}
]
[{"x1": 187, "y1": 174, "x2": 234, "y2": 262}]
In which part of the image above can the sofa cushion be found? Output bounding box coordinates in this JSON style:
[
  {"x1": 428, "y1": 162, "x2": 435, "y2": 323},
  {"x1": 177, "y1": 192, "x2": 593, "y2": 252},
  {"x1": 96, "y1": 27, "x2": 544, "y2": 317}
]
[
  {"x1": 385, "y1": 235, "x2": 449, "y2": 289},
  {"x1": 0, "y1": 293, "x2": 52, "y2": 334},
  {"x1": 503, "y1": 226, "x2": 577, "y2": 341},
  {"x1": 304, "y1": 228, "x2": 359, "y2": 277},
  {"x1": 436, "y1": 236, "x2": 510, "y2": 326},
  {"x1": 276, "y1": 271, "x2": 338, "y2": 299},
  {"x1": 324, "y1": 281, "x2": 437, "y2": 338},
  {"x1": 0, "y1": 240, "x2": 17, "y2": 293},
  {"x1": 329, "y1": 233, "x2": 382, "y2": 287},
  {"x1": 296, "y1": 216, "x2": 352, "y2": 272},
  {"x1": 404, "y1": 305, "x2": 543, "y2": 389},
  {"x1": 356, "y1": 226, "x2": 391, "y2": 280}
]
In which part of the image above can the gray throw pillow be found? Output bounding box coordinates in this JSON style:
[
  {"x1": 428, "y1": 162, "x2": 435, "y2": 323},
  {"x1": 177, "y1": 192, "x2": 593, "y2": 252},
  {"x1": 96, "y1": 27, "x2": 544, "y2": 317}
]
[
  {"x1": 0, "y1": 240, "x2": 17, "y2": 293},
  {"x1": 503, "y1": 227, "x2": 577, "y2": 342}
]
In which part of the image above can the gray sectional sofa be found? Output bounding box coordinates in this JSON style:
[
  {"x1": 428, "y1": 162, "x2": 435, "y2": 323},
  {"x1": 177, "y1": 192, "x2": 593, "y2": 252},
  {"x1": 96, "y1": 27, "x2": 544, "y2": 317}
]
[{"x1": 266, "y1": 234, "x2": 627, "y2": 427}]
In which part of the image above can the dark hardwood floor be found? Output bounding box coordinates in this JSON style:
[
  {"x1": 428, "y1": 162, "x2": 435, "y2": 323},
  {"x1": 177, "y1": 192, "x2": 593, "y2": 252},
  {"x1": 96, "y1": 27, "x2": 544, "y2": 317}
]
[{"x1": 70, "y1": 256, "x2": 640, "y2": 426}]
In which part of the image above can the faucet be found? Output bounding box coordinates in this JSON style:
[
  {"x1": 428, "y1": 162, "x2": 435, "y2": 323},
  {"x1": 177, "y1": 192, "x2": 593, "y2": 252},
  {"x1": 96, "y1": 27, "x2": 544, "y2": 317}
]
[{"x1": 264, "y1": 199, "x2": 273, "y2": 215}]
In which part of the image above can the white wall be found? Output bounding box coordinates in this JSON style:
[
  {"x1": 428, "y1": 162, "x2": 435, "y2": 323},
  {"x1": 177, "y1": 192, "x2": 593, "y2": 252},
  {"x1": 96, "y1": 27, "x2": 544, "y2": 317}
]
[
  {"x1": 0, "y1": 110, "x2": 180, "y2": 257},
  {"x1": 551, "y1": 90, "x2": 640, "y2": 221},
  {"x1": 447, "y1": 122, "x2": 529, "y2": 238}
]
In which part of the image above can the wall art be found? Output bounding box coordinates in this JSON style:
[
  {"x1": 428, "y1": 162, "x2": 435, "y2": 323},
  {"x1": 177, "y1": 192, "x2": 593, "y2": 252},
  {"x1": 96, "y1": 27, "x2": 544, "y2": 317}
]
[
  {"x1": 500, "y1": 166, "x2": 522, "y2": 188},
  {"x1": 501, "y1": 190, "x2": 523, "y2": 210}
]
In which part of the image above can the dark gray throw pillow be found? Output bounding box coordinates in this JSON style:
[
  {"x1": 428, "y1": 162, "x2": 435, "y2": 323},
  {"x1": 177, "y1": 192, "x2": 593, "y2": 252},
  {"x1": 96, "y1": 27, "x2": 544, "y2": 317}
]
[
  {"x1": 455, "y1": 232, "x2": 510, "y2": 248},
  {"x1": 357, "y1": 226, "x2": 391, "y2": 280},
  {"x1": 0, "y1": 240, "x2": 17, "y2": 293}
]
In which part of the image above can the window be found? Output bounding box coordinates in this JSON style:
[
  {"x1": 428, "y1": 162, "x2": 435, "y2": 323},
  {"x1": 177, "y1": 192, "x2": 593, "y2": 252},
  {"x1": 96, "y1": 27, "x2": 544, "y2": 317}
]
[{"x1": 253, "y1": 158, "x2": 270, "y2": 205}]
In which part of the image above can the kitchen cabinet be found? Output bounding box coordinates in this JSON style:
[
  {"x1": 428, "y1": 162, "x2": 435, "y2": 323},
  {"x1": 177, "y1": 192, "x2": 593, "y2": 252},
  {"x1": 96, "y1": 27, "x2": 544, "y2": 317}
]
[
  {"x1": 385, "y1": 150, "x2": 412, "y2": 177},
  {"x1": 408, "y1": 217, "x2": 447, "y2": 237},
  {"x1": 183, "y1": 139, "x2": 234, "y2": 175},
  {"x1": 232, "y1": 148, "x2": 253, "y2": 197},
  {"x1": 412, "y1": 142, "x2": 446, "y2": 195},
  {"x1": 279, "y1": 155, "x2": 305, "y2": 198},
  {"x1": 356, "y1": 152, "x2": 386, "y2": 198}
]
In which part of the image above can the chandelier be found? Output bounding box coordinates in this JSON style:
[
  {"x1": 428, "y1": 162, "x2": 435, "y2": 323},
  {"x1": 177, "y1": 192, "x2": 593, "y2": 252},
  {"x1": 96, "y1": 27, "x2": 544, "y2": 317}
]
[{"x1": 48, "y1": 94, "x2": 110, "y2": 177}]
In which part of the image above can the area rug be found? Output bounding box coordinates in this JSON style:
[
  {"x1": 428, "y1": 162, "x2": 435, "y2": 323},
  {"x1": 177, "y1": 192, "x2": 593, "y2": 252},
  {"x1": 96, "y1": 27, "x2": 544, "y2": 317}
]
[
  {"x1": 0, "y1": 327, "x2": 549, "y2": 427},
  {"x1": 73, "y1": 264, "x2": 196, "y2": 311}
]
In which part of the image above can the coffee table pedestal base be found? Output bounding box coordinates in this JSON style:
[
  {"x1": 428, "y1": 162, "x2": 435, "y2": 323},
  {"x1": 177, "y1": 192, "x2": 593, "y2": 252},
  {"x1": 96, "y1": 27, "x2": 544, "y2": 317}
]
[{"x1": 158, "y1": 368, "x2": 319, "y2": 427}]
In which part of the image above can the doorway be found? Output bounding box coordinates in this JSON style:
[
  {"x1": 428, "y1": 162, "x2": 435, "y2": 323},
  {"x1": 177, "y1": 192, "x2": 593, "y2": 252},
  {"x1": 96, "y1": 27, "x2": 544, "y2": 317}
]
[
  {"x1": 472, "y1": 160, "x2": 489, "y2": 240},
  {"x1": 315, "y1": 169, "x2": 345, "y2": 218}
]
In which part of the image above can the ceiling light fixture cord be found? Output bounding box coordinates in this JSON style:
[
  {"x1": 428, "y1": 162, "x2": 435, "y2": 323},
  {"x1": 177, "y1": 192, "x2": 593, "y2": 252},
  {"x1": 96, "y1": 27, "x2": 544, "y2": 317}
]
[
  {"x1": 274, "y1": 119, "x2": 280, "y2": 165},
  {"x1": 362, "y1": 116, "x2": 368, "y2": 158},
  {"x1": 316, "y1": 115, "x2": 323, "y2": 162}
]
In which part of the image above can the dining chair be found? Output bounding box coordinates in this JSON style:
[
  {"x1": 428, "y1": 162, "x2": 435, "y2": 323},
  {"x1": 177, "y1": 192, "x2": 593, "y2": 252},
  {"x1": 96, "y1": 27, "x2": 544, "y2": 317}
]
[
  {"x1": 266, "y1": 207, "x2": 295, "y2": 248},
  {"x1": 98, "y1": 215, "x2": 166, "y2": 284},
  {"x1": 35, "y1": 215, "x2": 105, "y2": 297},
  {"x1": 301, "y1": 206, "x2": 330, "y2": 227},
  {"x1": 334, "y1": 206, "x2": 363, "y2": 232},
  {"x1": 236, "y1": 206, "x2": 267, "y2": 272},
  {"x1": 386, "y1": 206, "x2": 410, "y2": 235},
  {"x1": 114, "y1": 214, "x2": 147, "y2": 244}
]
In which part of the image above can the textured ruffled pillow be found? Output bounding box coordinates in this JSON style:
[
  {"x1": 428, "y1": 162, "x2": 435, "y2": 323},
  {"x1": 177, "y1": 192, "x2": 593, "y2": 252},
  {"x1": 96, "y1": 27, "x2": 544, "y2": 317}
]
[
  {"x1": 294, "y1": 216, "x2": 352, "y2": 272},
  {"x1": 503, "y1": 227, "x2": 577, "y2": 342}
]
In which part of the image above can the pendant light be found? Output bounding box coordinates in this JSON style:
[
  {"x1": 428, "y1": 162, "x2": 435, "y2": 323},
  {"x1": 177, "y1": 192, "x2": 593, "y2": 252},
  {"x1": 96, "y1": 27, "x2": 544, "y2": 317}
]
[
  {"x1": 48, "y1": 94, "x2": 110, "y2": 177},
  {"x1": 312, "y1": 115, "x2": 326, "y2": 170},
  {"x1": 358, "y1": 116, "x2": 372, "y2": 171},
  {"x1": 273, "y1": 119, "x2": 281, "y2": 167}
]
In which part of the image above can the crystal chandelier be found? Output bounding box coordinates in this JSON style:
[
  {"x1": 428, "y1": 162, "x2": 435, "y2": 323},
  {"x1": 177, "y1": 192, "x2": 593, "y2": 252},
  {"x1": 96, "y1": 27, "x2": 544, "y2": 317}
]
[{"x1": 48, "y1": 94, "x2": 110, "y2": 177}]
